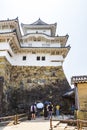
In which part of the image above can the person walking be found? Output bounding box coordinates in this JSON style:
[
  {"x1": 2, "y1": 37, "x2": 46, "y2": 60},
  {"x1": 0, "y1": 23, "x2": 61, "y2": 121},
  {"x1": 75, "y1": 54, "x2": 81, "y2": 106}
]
[
  {"x1": 48, "y1": 103, "x2": 53, "y2": 119},
  {"x1": 43, "y1": 104, "x2": 48, "y2": 120},
  {"x1": 56, "y1": 104, "x2": 60, "y2": 118},
  {"x1": 30, "y1": 104, "x2": 37, "y2": 120}
]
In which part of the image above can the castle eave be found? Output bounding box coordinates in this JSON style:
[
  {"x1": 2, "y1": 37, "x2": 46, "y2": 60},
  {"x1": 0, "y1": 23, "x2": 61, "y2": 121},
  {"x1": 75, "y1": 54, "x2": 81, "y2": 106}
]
[{"x1": 71, "y1": 75, "x2": 87, "y2": 84}]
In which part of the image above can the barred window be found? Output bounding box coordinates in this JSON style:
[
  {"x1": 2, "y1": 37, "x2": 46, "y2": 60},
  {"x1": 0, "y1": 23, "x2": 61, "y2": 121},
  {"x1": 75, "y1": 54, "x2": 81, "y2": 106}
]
[
  {"x1": 37, "y1": 56, "x2": 40, "y2": 60},
  {"x1": 42, "y1": 56, "x2": 45, "y2": 61},
  {"x1": 23, "y1": 56, "x2": 26, "y2": 60}
]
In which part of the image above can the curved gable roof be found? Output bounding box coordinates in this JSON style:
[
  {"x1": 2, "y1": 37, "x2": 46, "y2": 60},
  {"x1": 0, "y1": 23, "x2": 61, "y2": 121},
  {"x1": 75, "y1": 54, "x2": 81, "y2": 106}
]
[
  {"x1": 21, "y1": 18, "x2": 57, "y2": 36},
  {"x1": 30, "y1": 18, "x2": 48, "y2": 25}
]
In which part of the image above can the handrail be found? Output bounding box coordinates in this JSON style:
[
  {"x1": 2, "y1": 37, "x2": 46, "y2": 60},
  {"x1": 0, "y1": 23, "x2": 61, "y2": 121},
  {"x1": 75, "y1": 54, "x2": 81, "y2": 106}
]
[
  {"x1": 52, "y1": 118, "x2": 87, "y2": 129},
  {"x1": 77, "y1": 119, "x2": 87, "y2": 129},
  {"x1": 0, "y1": 113, "x2": 27, "y2": 126}
]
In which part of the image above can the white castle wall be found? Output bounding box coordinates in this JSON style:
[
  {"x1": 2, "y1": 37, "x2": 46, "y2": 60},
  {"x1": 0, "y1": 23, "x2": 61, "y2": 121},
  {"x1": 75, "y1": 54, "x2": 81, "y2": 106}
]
[
  {"x1": 0, "y1": 41, "x2": 63, "y2": 66},
  {"x1": 0, "y1": 29, "x2": 12, "y2": 33},
  {"x1": 21, "y1": 41, "x2": 61, "y2": 48},
  {"x1": 24, "y1": 29, "x2": 51, "y2": 36},
  {"x1": 0, "y1": 42, "x2": 13, "y2": 56},
  {"x1": 0, "y1": 51, "x2": 63, "y2": 66},
  {"x1": 11, "y1": 53, "x2": 63, "y2": 66}
]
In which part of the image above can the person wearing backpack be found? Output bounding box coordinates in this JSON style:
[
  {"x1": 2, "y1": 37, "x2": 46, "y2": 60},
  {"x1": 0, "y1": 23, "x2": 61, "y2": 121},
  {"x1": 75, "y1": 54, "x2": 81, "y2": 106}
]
[
  {"x1": 48, "y1": 102, "x2": 53, "y2": 119},
  {"x1": 30, "y1": 104, "x2": 37, "y2": 120}
]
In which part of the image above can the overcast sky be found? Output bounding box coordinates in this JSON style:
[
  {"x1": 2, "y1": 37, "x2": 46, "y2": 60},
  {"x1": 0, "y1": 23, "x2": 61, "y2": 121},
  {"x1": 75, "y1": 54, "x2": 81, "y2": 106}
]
[{"x1": 0, "y1": 0, "x2": 87, "y2": 86}]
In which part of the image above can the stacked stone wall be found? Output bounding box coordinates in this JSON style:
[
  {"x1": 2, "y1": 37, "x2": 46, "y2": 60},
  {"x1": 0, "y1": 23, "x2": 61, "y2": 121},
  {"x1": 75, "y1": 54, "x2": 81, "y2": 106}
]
[
  {"x1": 0, "y1": 57, "x2": 12, "y2": 114},
  {"x1": 0, "y1": 58, "x2": 71, "y2": 114},
  {"x1": 0, "y1": 57, "x2": 11, "y2": 84}
]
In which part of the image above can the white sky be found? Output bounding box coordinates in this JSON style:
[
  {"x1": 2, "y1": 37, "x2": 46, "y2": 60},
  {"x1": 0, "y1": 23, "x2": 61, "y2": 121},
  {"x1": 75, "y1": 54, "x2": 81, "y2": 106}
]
[{"x1": 0, "y1": 0, "x2": 87, "y2": 86}]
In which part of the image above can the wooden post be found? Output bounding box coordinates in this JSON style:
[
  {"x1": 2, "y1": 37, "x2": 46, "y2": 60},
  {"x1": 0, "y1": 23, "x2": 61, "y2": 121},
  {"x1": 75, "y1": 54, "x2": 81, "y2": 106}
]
[
  {"x1": 77, "y1": 119, "x2": 79, "y2": 130},
  {"x1": 77, "y1": 119, "x2": 83, "y2": 130},
  {"x1": 14, "y1": 114, "x2": 18, "y2": 125},
  {"x1": 49, "y1": 117, "x2": 53, "y2": 130},
  {"x1": 79, "y1": 120, "x2": 82, "y2": 130}
]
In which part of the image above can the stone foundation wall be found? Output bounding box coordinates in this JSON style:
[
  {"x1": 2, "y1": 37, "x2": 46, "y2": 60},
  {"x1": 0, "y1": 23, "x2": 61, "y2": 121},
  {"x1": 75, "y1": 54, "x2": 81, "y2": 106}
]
[
  {"x1": 0, "y1": 57, "x2": 71, "y2": 114},
  {"x1": 10, "y1": 66, "x2": 68, "y2": 88},
  {"x1": 0, "y1": 57, "x2": 11, "y2": 84},
  {"x1": 0, "y1": 76, "x2": 4, "y2": 114},
  {"x1": 0, "y1": 57, "x2": 12, "y2": 114}
]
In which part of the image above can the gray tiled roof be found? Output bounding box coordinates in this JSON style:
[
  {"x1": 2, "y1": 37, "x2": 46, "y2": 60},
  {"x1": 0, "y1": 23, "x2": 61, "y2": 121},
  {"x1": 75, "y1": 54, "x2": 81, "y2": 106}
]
[
  {"x1": 30, "y1": 18, "x2": 48, "y2": 25},
  {"x1": 71, "y1": 75, "x2": 87, "y2": 84}
]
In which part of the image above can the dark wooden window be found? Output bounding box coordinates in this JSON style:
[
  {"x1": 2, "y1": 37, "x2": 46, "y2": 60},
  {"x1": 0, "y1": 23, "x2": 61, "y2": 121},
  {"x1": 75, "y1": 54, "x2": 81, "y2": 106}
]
[
  {"x1": 37, "y1": 56, "x2": 40, "y2": 60},
  {"x1": 23, "y1": 56, "x2": 26, "y2": 60},
  {"x1": 42, "y1": 56, "x2": 45, "y2": 61}
]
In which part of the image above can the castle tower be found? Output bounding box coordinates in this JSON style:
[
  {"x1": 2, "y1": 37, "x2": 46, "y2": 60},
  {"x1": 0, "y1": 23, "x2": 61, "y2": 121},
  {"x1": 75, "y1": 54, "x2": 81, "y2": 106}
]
[{"x1": 0, "y1": 18, "x2": 70, "y2": 113}]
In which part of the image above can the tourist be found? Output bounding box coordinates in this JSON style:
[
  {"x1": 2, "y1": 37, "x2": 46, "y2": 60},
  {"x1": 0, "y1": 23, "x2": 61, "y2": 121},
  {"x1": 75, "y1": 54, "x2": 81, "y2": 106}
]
[
  {"x1": 71, "y1": 104, "x2": 75, "y2": 115},
  {"x1": 30, "y1": 104, "x2": 37, "y2": 120},
  {"x1": 43, "y1": 104, "x2": 48, "y2": 120},
  {"x1": 48, "y1": 102, "x2": 53, "y2": 119},
  {"x1": 56, "y1": 104, "x2": 60, "y2": 117}
]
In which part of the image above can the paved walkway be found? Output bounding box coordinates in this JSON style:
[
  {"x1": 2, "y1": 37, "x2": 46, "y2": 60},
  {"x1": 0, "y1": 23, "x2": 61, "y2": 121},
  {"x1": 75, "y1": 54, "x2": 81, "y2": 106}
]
[
  {"x1": 0, "y1": 116, "x2": 87, "y2": 130},
  {"x1": 0, "y1": 117, "x2": 58, "y2": 130}
]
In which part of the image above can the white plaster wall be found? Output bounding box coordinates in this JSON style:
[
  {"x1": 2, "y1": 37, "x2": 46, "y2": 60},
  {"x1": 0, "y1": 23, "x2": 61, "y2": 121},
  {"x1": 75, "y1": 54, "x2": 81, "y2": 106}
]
[
  {"x1": 0, "y1": 29, "x2": 12, "y2": 33},
  {"x1": 0, "y1": 42, "x2": 14, "y2": 56},
  {"x1": 50, "y1": 55, "x2": 63, "y2": 61},
  {"x1": 7, "y1": 53, "x2": 63, "y2": 66},
  {"x1": 0, "y1": 51, "x2": 12, "y2": 62},
  {"x1": 21, "y1": 41, "x2": 61, "y2": 47},
  {"x1": 25, "y1": 29, "x2": 51, "y2": 36},
  {"x1": 0, "y1": 41, "x2": 63, "y2": 66},
  {"x1": 0, "y1": 51, "x2": 63, "y2": 66}
]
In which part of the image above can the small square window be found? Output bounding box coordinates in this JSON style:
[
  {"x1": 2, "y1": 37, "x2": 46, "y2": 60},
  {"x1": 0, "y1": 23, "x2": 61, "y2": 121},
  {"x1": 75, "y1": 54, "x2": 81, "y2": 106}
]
[
  {"x1": 42, "y1": 56, "x2": 45, "y2": 61},
  {"x1": 37, "y1": 56, "x2": 40, "y2": 60},
  {"x1": 23, "y1": 56, "x2": 26, "y2": 60}
]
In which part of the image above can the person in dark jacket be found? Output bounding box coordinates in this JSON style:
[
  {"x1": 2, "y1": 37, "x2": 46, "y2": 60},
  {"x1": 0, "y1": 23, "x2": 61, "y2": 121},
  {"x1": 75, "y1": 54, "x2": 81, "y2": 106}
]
[
  {"x1": 30, "y1": 104, "x2": 37, "y2": 119},
  {"x1": 48, "y1": 103, "x2": 53, "y2": 119},
  {"x1": 43, "y1": 104, "x2": 48, "y2": 120}
]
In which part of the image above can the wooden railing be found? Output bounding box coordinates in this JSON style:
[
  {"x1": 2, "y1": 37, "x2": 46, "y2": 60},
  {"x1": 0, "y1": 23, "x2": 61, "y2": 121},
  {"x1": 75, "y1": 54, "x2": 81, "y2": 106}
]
[
  {"x1": 77, "y1": 119, "x2": 87, "y2": 130},
  {"x1": 0, "y1": 114, "x2": 87, "y2": 130},
  {"x1": 52, "y1": 118, "x2": 87, "y2": 130},
  {"x1": 0, "y1": 113, "x2": 27, "y2": 126}
]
